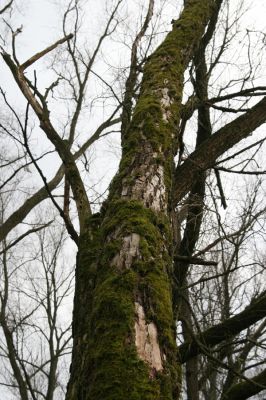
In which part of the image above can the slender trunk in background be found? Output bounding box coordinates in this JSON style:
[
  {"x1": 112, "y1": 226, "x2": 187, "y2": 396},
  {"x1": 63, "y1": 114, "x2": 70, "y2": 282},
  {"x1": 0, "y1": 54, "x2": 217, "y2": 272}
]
[{"x1": 66, "y1": 1, "x2": 215, "y2": 399}]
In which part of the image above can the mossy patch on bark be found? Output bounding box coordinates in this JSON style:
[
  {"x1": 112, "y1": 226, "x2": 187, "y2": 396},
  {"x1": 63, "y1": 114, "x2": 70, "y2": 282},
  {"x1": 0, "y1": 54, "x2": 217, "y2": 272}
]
[
  {"x1": 66, "y1": 1, "x2": 216, "y2": 399},
  {"x1": 78, "y1": 199, "x2": 180, "y2": 399}
]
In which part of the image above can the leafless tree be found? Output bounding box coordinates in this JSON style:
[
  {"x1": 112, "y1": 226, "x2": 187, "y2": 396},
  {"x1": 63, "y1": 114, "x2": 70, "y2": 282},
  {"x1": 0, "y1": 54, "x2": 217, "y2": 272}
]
[{"x1": 1, "y1": 0, "x2": 266, "y2": 399}]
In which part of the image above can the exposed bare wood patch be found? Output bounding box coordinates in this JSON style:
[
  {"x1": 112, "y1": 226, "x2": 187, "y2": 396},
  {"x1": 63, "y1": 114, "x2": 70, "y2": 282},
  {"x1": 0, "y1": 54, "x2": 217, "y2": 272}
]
[
  {"x1": 134, "y1": 302, "x2": 163, "y2": 372},
  {"x1": 111, "y1": 233, "x2": 140, "y2": 269},
  {"x1": 160, "y1": 87, "x2": 172, "y2": 122},
  {"x1": 141, "y1": 165, "x2": 166, "y2": 211},
  {"x1": 122, "y1": 162, "x2": 167, "y2": 212}
]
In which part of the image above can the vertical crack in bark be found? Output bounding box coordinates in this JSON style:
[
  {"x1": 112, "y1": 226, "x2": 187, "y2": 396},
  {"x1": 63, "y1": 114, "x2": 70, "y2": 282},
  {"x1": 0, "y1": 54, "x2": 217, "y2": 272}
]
[{"x1": 135, "y1": 302, "x2": 163, "y2": 373}]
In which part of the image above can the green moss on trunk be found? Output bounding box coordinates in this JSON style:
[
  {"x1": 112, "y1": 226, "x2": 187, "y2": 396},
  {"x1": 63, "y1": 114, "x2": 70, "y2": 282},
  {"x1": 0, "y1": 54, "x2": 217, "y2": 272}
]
[
  {"x1": 66, "y1": 1, "x2": 216, "y2": 399},
  {"x1": 87, "y1": 200, "x2": 180, "y2": 399}
]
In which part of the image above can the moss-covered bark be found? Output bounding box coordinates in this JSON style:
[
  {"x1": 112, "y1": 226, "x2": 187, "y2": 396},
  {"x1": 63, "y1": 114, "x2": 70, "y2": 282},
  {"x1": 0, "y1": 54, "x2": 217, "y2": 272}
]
[{"x1": 66, "y1": 1, "x2": 216, "y2": 399}]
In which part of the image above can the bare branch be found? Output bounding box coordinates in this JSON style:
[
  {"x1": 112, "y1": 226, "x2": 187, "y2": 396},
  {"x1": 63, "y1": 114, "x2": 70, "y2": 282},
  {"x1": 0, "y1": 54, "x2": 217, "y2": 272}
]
[
  {"x1": 173, "y1": 96, "x2": 266, "y2": 205},
  {"x1": 174, "y1": 255, "x2": 218, "y2": 266},
  {"x1": 20, "y1": 34, "x2": 74, "y2": 71},
  {"x1": 179, "y1": 291, "x2": 266, "y2": 363},
  {"x1": 0, "y1": 0, "x2": 13, "y2": 15},
  {"x1": 0, "y1": 222, "x2": 53, "y2": 255}
]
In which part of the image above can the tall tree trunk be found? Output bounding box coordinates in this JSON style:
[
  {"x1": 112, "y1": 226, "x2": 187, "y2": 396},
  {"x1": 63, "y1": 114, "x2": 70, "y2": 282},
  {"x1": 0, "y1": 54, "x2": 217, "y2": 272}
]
[{"x1": 66, "y1": 1, "x2": 215, "y2": 399}]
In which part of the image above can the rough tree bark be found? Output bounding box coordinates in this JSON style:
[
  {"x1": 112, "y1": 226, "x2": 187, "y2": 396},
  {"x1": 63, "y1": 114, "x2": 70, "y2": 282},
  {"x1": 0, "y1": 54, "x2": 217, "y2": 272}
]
[{"x1": 66, "y1": 1, "x2": 216, "y2": 399}]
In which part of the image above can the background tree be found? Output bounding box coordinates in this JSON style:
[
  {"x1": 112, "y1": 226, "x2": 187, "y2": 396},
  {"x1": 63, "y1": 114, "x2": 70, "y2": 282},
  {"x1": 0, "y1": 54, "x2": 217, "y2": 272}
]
[{"x1": 1, "y1": 0, "x2": 266, "y2": 399}]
